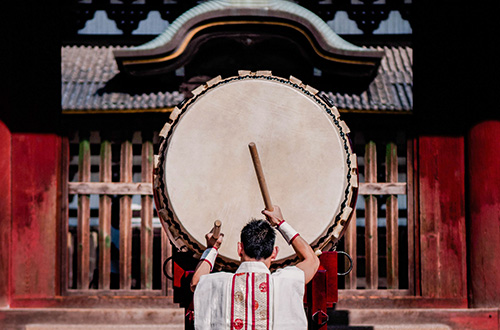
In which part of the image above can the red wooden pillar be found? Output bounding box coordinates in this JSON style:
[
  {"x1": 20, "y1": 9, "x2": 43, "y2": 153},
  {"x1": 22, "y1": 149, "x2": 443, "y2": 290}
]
[
  {"x1": 10, "y1": 133, "x2": 62, "y2": 305},
  {"x1": 467, "y1": 120, "x2": 500, "y2": 307},
  {"x1": 0, "y1": 120, "x2": 11, "y2": 307},
  {"x1": 418, "y1": 136, "x2": 467, "y2": 303}
]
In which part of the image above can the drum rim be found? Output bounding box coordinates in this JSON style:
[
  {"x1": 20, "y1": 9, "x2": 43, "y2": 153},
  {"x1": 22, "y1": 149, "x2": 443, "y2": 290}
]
[{"x1": 153, "y1": 73, "x2": 357, "y2": 271}]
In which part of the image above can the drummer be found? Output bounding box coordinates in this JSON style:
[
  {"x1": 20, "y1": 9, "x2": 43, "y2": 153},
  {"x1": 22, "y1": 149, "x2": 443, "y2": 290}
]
[{"x1": 191, "y1": 205, "x2": 320, "y2": 330}]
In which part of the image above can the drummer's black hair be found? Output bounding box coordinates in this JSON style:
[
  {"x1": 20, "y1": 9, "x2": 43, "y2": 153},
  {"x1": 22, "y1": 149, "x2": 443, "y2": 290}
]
[{"x1": 240, "y1": 219, "x2": 276, "y2": 260}]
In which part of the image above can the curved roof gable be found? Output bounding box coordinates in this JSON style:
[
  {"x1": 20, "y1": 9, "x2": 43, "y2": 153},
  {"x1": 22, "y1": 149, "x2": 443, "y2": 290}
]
[{"x1": 114, "y1": 0, "x2": 384, "y2": 81}]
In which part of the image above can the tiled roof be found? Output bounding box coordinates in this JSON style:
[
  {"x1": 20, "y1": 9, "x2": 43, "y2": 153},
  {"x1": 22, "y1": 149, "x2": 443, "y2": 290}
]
[
  {"x1": 323, "y1": 46, "x2": 413, "y2": 112},
  {"x1": 61, "y1": 45, "x2": 412, "y2": 113}
]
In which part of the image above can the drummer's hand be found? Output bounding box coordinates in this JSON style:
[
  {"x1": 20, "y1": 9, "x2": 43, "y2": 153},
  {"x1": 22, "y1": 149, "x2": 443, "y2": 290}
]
[
  {"x1": 262, "y1": 205, "x2": 284, "y2": 227},
  {"x1": 205, "y1": 232, "x2": 224, "y2": 249}
]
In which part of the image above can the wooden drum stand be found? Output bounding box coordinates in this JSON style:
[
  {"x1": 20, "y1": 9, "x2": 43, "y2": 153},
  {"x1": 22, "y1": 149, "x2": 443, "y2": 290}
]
[{"x1": 154, "y1": 72, "x2": 358, "y2": 329}]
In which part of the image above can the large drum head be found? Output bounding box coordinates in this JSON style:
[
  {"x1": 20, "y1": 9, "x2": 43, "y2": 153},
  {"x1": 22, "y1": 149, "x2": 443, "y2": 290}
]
[{"x1": 154, "y1": 72, "x2": 357, "y2": 271}]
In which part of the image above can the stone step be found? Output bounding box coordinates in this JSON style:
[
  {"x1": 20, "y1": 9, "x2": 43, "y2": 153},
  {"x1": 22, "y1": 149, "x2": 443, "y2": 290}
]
[
  {"x1": 27, "y1": 325, "x2": 183, "y2": 330},
  {"x1": 328, "y1": 326, "x2": 373, "y2": 330},
  {"x1": 327, "y1": 308, "x2": 498, "y2": 330},
  {"x1": 372, "y1": 325, "x2": 451, "y2": 330},
  {"x1": 328, "y1": 326, "x2": 450, "y2": 330},
  {"x1": 0, "y1": 307, "x2": 185, "y2": 330}
]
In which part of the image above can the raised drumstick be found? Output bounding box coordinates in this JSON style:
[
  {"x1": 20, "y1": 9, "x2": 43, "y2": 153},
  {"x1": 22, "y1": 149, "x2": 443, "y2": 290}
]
[
  {"x1": 212, "y1": 220, "x2": 222, "y2": 239},
  {"x1": 248, "y1": 142, "x2": 274, "y2": 211}
]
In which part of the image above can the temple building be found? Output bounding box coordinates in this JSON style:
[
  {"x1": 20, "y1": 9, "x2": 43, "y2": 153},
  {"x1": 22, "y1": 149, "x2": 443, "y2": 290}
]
[{"x1": 1, "y1": 1, "x2": 499, "y2": 329}]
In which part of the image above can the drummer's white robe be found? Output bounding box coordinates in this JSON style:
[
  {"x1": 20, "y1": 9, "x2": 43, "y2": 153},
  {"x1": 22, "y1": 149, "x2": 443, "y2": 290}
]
[{"x1": 193, "y1": 261, "x2": 307, "y2": 330}]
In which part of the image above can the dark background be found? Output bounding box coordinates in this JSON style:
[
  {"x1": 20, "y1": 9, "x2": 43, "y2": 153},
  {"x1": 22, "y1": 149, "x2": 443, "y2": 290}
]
[{"x1": 1, "y1": 1, "x2": 498, "y2": 133}]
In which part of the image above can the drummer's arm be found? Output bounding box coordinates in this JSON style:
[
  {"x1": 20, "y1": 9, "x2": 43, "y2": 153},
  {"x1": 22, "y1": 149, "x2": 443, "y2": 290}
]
[
  {"x1": 262, "y1": 206, "x2": 320, "y2": 284},
  {"x1": 190, "y1": 258, "x2": 212, "y2": 292},
  {"x1": 190, "y1": 232, "x2": 223, "y2": 292},
  {"x1": 290, "y1": 235, "x2": 320, "y2": 284}
]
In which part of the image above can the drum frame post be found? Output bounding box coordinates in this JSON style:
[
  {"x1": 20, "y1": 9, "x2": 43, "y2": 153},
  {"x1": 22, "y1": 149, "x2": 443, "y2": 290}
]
[
  {"x1": 319, "y1": 251, "x2": 339, "y2": 306},
  {"x1": 307, "y1": 268, "x2": 328, "y2": 329},
  {"x1": 305, "y1": 251, "x2": 340, "y2": 329}
]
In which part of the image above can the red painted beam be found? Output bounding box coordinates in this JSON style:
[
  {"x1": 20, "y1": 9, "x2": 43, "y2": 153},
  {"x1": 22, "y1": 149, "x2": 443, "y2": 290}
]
[
  {"x1": 0, "y1": 120, "x2": 11, "y2": 307},
  {"x1": 11, "y1": 133, "x2": 61, "y2": 302},
  {"x1": 418, "y1": 136, "x2": 467, "y2": 301},
  {"x1": 468, "y1": 120, "x2": 500, "y2": 307}
]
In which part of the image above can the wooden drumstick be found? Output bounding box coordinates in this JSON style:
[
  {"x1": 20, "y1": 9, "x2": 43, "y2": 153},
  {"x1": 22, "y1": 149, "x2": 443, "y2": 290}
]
[
  {"x1": 212, "y1": 220, "x2": 222, "y2": 239},
  {"x1": 248, "y1": 142, "x2": 274, "y2": 211}
]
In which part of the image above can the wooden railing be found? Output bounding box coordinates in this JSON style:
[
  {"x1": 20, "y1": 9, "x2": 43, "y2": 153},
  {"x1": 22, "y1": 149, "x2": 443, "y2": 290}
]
[
  {"x1": 62, "y1": 132, "x2": 172, "y2": 296},
  {"x1": 62, "y1": 131, "x2": 413, "y2": 296},
  {"x1": 342, "y1": 139, "x2": 414, "y2": 294}
]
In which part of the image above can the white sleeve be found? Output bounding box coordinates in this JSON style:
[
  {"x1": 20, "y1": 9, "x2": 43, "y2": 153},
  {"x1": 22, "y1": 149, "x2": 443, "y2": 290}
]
[
  {"x1": 271, "y1": 266, "x2": 308, "y2": 330},
  {"x1": 193, "y1": 272, "x2": 233, "y2": 330}
]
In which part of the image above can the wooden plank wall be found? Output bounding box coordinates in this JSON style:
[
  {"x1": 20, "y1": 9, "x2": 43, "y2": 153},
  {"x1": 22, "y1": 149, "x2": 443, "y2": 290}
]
[
  {"x1": 418, "y1": 136, "x2": 467, "y2": 302},
  {"x1": 2, "y1": 130, "x2": 435, "y2": 307},
  {"x1": 3, "y1": 130, "x2": 468, "y2": 307},
  {"x1": 11, "y1": 133, "x2": 62, "y2": 300},
  {"x1": 339, "y1": 136, "x2": 469, "y2": 308},
  {"x1": 65, "y1": 134, "x2": 411, "y2": 296}
]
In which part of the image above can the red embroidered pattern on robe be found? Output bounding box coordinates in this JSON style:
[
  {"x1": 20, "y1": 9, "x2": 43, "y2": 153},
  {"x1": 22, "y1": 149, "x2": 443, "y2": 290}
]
[
  {"x1": 252, "y1": 273, "x2": 270, "y2": 330},
  {"x1": 231, "y1": 272, "x2": 270, "y2": 330}
]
